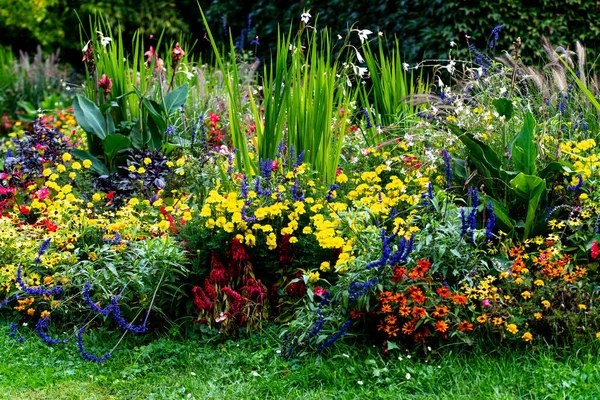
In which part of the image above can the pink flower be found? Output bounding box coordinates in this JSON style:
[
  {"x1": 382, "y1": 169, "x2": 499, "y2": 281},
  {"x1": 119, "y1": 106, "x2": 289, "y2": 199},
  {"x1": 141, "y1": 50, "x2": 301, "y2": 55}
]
[
  {"x1": 36, "y1": 187, "x2": 49, "y2": 200},
  {"x1": 314, "y1": 287, "x2": 327, "y2": 297},
  {"x1": 144, "y1": 46, "x2": 155, "y2": 64},
  {"x1": 482, "y1": 299, "x2": 491, "y2": 307}
]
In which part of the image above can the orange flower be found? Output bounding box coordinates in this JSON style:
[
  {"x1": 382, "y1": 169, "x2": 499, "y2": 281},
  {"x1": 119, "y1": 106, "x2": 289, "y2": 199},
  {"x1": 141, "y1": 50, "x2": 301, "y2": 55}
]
[
  {"x1": 436, "y1": 286, "x2": 451, "y2": 298},
  {"x1": 432, "y1": 305, "x2": 449, "y2": 318},
  {"x1": 381, "y1": 304, "x2": 392, "y2": 313},
  {"x1": 477, "y1": 314, "x2": 488, "y2": 323},
  {"x1": 402, "y1": 320, "x2": 416, "y2": 335},
  {"x1": 457, "y1": 321, "x2": 473, "y2": 332},
  {"x1": 412, "y1": 306, "x2": 427, "y2": 319},
  {"x1": 522, "y1": 331, "x2": 533, "y2": 341},
  {"x1": 386, "y1": 315, "x2": 398, "y2": 325},
  {"x1": 398, "y1": 306, "x2": 411, "y2": 317},
  {"x1": 451, "y1": 294, "x2": 468, "y2": 305},
  {"x1": 435, "y1": 320, "x2": 449, "y2": 333}
]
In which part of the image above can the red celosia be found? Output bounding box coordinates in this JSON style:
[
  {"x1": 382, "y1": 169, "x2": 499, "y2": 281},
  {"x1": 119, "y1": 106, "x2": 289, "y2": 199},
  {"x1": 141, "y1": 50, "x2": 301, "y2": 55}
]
[
  {"x1": 192, "y1": 286, "x2": 213, "y2": 311},
  {"x1": 204, "y1": 279, "x2": 217, "y2": 300},
  {"x1": 221, "y1": 287, "x2": 246, "y2": 315},
  {"x1": 278, "y1": 234, "x2": 293, "y2": 270},
  {"x1": 591, "y1": 241, "x2": 599, "y2": 259},
  {"x1": 209, "y1": 252, "x2": 228, "y2": 286}
]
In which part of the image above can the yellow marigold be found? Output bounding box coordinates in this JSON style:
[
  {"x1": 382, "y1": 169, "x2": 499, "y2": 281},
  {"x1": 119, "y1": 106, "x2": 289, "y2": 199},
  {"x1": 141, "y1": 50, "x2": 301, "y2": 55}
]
[
  {"x1": 308, "y1": 271, "x2": 320, "y2": 283},
  {"x1": 62, "y1": 153, "x2": 72, "y2": 162},
  {"x1": 71, "y1": 161, "x2": 82, "y2": 170},
  {"x1": 144, "y1": 157, "x2": 152, "y2": 165},
  {"x1": 40, "y1": 310, "x2": 51, "y2": 319},
  {"x1": 521, "y1": 291, "x2": 532, "y2": 300},
  {"x1": 506, "y1": 323, "x2": 518, "y2": 334},
  {"x1": 596, "y1": 332, "x2": 600, "y2": 340},
  {"x1": 534, "y1": 312, "x2": 543, "y2": 319},
  {"x1": 83, "y1": 159, "x2": 92, "y2": 169},
  {"x1": 57, "y1": 164, "x2": 66, "y2": 173},
  {"x1": 522, "y1": 332, "x2": 533, "y2": 342},
  {"x1": 92, "y1": 193, "x2": 102, "y2": 202},
  {"x1": 336, "y1": 173, "x2": 348, "y2": 184},
  {"x1": 542, "y1": 300, "x2": 551, "y2": 309},
  {"x1": 579, "y1": 304, "x2": 587, "y2": 310},
  {"x1": 533, "y1": 279, "x2": 544, "y2": 286},
  {"x1": 320, "y1": 262, "x2": 331, "y2": 272}
]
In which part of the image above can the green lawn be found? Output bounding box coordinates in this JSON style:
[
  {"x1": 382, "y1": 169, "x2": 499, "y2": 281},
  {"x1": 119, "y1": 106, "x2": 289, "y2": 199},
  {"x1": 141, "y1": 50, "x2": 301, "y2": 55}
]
[{"x1": 1, "y1": 325, "x2": 599, "y2": 399}]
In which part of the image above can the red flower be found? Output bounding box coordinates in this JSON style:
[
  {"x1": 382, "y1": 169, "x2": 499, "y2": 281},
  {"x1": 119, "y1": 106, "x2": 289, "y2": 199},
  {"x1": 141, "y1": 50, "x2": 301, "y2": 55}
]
[
  {"x1": 436, "y1": 286, "x2": 451, "y2": 298},
  {"x1": 20, "y1": 204, "x2": 30, "y2": 215},
  {"x1": 591, "y1": 241, "x2": 599, "y2": 259},
  {"x1": 106, "y1": 191, "x2": 115, "y2": 200},
  {"x1": 457, "y1": 321, "x2": 474, "y2": 332},
  {"x1": 313, "y1": 286, "x2": 327, "y2": 297}
]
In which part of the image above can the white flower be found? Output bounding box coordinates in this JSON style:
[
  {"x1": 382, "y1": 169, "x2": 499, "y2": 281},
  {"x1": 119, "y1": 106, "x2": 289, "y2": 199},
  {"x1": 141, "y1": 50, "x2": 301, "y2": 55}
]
[
  {"x1": 190, "y1": 372, "x2": 196, "y2": 376},
  {"x1": 353, "y1": 65, "x2": 368, "y2": 78},
  {"x1": 406, "y1": 373, "x2": 411, "y2": 380},
  {"x1": 337, "y1": 34, "x2": 342, "y2": 40},
  {"x1": 100, "y1": 36, "x2": 112, "y2": 47},
  {"x1": 355, "y1": 50, "x2": 364, "y2": 64},
  {"x1": 357, "y1": 29, "x2": 372, "y2": 44},
  {"x1": 251, "y1": 371, "x2": 260, "y2": 377},
  {"x1": 445, "y1": 60, "x2": 456, "y2": 75},
  {"x1": 450, "y1": 41, "x2": 456, "y2": 47},
  {"x1": 378, "y1": 31, "x2": 384, "y2": 37},
  {"x1": 357, "y1": 380, "x2": 364, "y2": 385},
  {"x1": 301, "y1": 11, "x2": 311, "y2": 24},
  {"x1": 402, "y1": 62, "x2": 409, "y2": 71}
]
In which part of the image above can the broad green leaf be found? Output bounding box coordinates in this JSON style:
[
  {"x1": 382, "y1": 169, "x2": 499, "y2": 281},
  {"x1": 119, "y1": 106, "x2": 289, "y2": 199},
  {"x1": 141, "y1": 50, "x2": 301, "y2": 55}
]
[
  {"x1": 492, "y1": 98, "x2": 514, "y2": 120},
  {"x1": 163, "y1": 83, "x2": 188, "y2": 115},
  {"x1": 510, "y1": 173, "x2": 546, "y2": 239},
  {"x1": 484, "y1": 195, "x2": 514, "y2": 232},
  {"x1": 73, "y1": 95, "x2": 107, "y2": 140},
  {"x1": 448, "y1": 124, "x2": 501, "y2": 178},
  {"x1": 72, "y1": 149, "x2": 109, "y2": 176},
  {"x1": 103, "y1": 134, "x2": 130, "y2": 164},
  {"x1": 510, "y1": 111, "x2": 537, "y2": 175}
]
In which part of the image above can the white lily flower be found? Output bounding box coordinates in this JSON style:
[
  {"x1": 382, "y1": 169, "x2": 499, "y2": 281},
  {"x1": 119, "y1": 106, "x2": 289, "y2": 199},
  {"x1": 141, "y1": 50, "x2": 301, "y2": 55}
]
[
  {"x1": 355, "y1": 50, "x2": 364, "y2": 63},
  {"x1": 353, "y1": 65, "x2": 368, "y2": 78},
  {"x1": 357, "y1": 29, "x2": 372, "y2": 44},
  {"x1": 301, "y1": 11, "x2": 311, "y2": 24}
]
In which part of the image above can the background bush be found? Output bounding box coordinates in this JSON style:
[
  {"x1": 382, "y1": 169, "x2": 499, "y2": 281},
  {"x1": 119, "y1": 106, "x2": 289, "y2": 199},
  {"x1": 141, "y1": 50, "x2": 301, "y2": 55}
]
[{"x1": 1, "y1": 0, "x2": 599, "y2": 69}]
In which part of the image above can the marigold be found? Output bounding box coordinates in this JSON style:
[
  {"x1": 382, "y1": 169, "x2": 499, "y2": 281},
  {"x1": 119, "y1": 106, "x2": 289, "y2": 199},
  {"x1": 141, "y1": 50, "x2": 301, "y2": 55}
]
[
  {"x1": 522, "y1": 332, "x2": 533, "y2": 342},
  {"x1": 542, "y1": 300, "x2": 551, "y2": 309},
  {"x1": 506, "y1": 323, "x2": 518, "y2": 334},
  {"x1": 534, "y1": 312, "x2": 543, "y2": 319},
  {"x1": 521, "y1": 291, "x2": 532, "y2": 299}
]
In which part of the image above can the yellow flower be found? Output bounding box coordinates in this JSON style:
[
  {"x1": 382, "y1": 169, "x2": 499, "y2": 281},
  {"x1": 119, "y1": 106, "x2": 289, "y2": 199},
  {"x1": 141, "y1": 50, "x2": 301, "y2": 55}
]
[
  {"x1": 56, "y1": 164, "x2": 66, "y2": 173},
  {"x1": 128, "y1": 165, "x2": 136, "y2": 172},
  {"x1": 596, "y1": 332, "x2": 600, "y2": 340},
  {"x1": 138, "y1": 167, "x2": 146, "y2": 174},
  {"x1": 492, "y1": 317, "x2": 503, "y2": 326},
  {"x1": 83, "y1": 159, "x2": 92, "y2": 169},
  {"x1": 128, "y1": 198, "x2": 140, "y2": 206},
  {"x1": 477, "y1": 314, "x2": 487, "y2": 323},
  {"x1": 336, "y1": 173, "x2": 348, "y2": 184},
  {"x1": 533, "y1": 279, "x2": 544, "y2": 286},
  {"x1": 62, "y1": 153, "x2": 72, "y2": 162},
  {"x1": 542, "y1": 300, "x2": 551, "y2": 309},
  {"x1": 88, "y1": 252, "x2": 98, "y2": 261},
  {"x1": 521, "y1": 291, "x2": 532, "y2": 299},
  {"x1": 40, "y1": 310, "x2": 51, "y2": 319},
  {"x1": 308, "y1": 271, "x2": 320, "y2": 283},
  {"x1": 534, "y1": 312, "x2": 542, "y2": 319},
  {"x1": 69, "y1": 172, "x2": 76, "y2": 179},
  {"x1": 506, "y1": 323, "x2": 518, "y2": 334},
  {"x1": 71, "y1": 161, "x2": 82, "y2": 170},
  {"x1": 27, "y1": 308, "x2": 35, "y2": 316},
  {"x1": 320, "y1": 262, "x2": 331, "y2": 272},
  {"x1": 289, "y1": 236, "x2": 298, "y2": 244},
  {"x1": 144, "y1": 157, "x2": 152, "y2": 165},
  {"x1": 579, "y1": 304, "x2": 587, "y2": 310},
  {"x1": 515, "y1": 277, "x2": 523, "y2": 284},
  {"x1": 92, "y1": 193, "x2": 102, "y2": 202},
  {"x1": 522, "y1": 332, "x2": 533, "y2": 342},
  {"x1": 42, "y1": 168, "x2": 51, "y2": 177}
]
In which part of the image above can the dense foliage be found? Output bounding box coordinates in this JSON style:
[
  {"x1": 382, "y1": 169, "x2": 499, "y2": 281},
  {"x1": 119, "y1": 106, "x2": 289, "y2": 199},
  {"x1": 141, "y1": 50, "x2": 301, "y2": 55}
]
[{"x1": 2, "y1": 10, "x2": 600, "y2": 366}]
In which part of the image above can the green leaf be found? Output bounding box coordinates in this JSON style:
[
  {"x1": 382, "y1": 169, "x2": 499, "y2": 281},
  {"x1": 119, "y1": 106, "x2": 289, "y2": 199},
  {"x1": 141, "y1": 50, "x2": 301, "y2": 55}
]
[
  {"x1": 492, "y1": 98, "x2": 514, "y2": 120},
  {"x1": 510, "y1": 173, "x2": 546, "y2": 239},
  {"x1": 103, "y1": 134, "x2": 131, "y2": 164},
  {"x1": 72, "y1": 149, "x2": 109, "y2": 176},
  {"x1": 72, "y1": 95, "x2": 107, "y2": 140},
  {"x1": 163, "y1": 83, "x2": 188, "y2": 115},
  {"x1": 509, "y1": 111, "x2": 537, "y2": 175},
  {"x1": 448, "y1": 124, "x2": 502, "y2": 179}
]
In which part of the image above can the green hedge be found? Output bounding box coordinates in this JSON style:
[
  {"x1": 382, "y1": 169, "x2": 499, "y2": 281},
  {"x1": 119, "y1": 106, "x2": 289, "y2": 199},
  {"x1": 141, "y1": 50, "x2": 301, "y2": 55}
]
[{"x1": 0, "y1": 0, "x2": 599, "y2": 70}]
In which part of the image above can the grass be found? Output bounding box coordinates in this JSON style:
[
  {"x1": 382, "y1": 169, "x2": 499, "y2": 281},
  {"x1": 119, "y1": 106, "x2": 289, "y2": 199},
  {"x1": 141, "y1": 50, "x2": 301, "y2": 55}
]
[{"x1": 1, "y1": 324, "x2": 600, "y2": 399}]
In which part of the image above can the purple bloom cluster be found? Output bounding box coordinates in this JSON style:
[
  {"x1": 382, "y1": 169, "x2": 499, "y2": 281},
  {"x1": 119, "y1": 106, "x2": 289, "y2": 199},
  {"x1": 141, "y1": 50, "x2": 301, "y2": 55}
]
[
  {"x1": 488, "y1": 25, "x2": 504, "y2": 50},
  {"x1": 36, "y1": 316, "x2": 69, "y2": 345},
  {"x1": 325, "y1": 184, "x2": 339, "y2": 202},
  {"x1": 460, "y1": 187, "x2": 479, "y2": 243},
  {"x1": 365, "y1": 228, "x2": 414, "y2": 270},
  {"x1": 82, "y1": 282, "x2": 148, "y2": 334},
  {"x1": 348, "y1": 278, "x2": 379, "y2": 302},
  {"x1": 241, "y1": 200, "x2": 258, "y2": 223},
  {"x1": 9, "y1": 323, "x2": 24, "y2": 343},
  {"x1": 240, "y1": 174, "x2": 249, "y2": 199},
  {"x1": 309, "y1": 292, "x2": 330, "y2": 339},
  {"x1": 77, "y1": 327, "x2": 112, "y2": 363},
  {"x1": 317, "y1": 319, "x2": 351, "y2": 350},
  {"x1": 442, "y1": 149, "x2": 453, "y2": 188},
  {"x1": 362, "y1": 108, "x2": 373, "y2": 129},
  {"x1": 485, "y1": 201, "x2": 497, "y2": 241},
  {"x1": 16, "y1": 266, "x2": 63, "y2": 296},
  {"x1": 291, "y1": 179, "x2": 304, "y2": 202}
]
